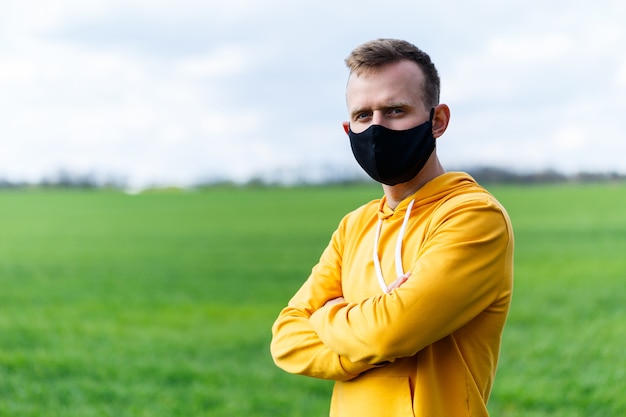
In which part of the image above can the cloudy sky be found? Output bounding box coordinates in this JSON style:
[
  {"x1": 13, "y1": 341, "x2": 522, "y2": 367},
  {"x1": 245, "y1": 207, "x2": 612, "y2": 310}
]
[{"x1": 2, "y1": 0, "x2": 625, "y2": 188}]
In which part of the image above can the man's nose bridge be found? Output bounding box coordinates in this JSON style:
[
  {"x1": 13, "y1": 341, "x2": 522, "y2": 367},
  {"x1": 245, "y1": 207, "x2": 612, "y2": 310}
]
[{"x1": 372, "y1": 110, "x2": 384, "y2": 125}]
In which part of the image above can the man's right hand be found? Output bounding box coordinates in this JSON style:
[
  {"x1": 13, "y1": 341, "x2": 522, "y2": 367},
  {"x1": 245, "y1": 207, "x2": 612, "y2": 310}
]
[{"x1": 386, "y1": 272, "x2": 411, "y2": 293}]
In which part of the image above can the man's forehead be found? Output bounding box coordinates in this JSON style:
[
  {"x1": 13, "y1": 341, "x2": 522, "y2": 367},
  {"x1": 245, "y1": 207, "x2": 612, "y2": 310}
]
[{"x1": 347, "y1": 69, "x2": 422, "y2": 102}]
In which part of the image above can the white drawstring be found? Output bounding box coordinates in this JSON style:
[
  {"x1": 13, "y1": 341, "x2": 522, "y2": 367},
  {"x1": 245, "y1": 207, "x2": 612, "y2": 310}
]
[{"x1": 373, "y1": 199, "x2": 415, "y2": 293}]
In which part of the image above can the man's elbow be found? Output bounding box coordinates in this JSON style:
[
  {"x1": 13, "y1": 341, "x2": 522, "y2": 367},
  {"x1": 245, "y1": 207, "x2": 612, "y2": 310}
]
[{"x1": 270, "y1": 335, "x2": 319, "y2": 377}]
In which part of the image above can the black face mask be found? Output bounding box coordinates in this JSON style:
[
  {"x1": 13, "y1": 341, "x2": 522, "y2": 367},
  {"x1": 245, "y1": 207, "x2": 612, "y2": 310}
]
[{"x1": 348, "y1": 109, "x2": 436, "y2": 185}]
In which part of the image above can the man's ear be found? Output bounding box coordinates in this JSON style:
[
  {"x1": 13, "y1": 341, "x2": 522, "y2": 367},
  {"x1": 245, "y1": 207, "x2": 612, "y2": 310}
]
[
  {"x1": 342, "y1": 121, "x2": 350, "y2": 135},
  {"x1": 432, "y1": 104, "x2": 451, "y2": 139}
]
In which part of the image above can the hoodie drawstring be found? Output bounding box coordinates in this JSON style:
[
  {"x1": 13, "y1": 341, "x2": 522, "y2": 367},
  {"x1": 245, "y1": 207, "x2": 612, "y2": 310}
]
[{"x1": 372, "y1": 199, "x2": 415, "y2": 293}]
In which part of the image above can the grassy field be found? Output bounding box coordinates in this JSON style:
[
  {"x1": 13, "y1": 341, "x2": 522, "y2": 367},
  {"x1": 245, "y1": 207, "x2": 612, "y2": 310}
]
[{"x1": 0, "y1": 182, "x2": 624, "y2": 416}]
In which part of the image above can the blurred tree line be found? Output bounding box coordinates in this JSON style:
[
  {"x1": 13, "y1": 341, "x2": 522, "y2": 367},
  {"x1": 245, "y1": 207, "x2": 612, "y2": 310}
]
[{"x1": 1, "y1": 167, "x2": 625, "y2": 190}]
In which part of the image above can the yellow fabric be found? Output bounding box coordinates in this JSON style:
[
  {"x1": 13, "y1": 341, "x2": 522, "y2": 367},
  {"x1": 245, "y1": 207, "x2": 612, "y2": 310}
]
[{"x1": 271, "y1": 172, "x2": 514, "y2": 416}]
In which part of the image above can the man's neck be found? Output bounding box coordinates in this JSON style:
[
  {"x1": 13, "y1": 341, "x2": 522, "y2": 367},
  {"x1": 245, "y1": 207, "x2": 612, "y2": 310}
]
[{"x1": 382, "y1": 156, "x2": 445, "y2": 210}]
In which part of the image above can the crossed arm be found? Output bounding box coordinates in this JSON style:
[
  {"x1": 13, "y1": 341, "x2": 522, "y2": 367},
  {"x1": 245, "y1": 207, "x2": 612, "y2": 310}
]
[
  {"x1": 270, "y1": 200, "x2": 512, "y2": 380},
  {"x1": 324, "y1": 272, "x2": 410, "y2": 307}
]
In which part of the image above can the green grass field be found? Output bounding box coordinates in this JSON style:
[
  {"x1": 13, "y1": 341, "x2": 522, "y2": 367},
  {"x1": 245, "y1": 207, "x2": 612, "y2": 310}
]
[{"x1": 0, "y1": 182, "x2": 624, "y2": 416}]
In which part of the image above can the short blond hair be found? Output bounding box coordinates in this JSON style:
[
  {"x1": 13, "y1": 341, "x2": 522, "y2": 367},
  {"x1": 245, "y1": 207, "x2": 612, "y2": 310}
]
[{"x1": 345, "y1": 38, "x2": 440, "y2": 109}]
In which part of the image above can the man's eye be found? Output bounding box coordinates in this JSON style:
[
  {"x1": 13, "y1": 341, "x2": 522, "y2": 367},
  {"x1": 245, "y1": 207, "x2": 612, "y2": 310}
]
[{"x1": 355, "y1": 112, "x2": 371, "y2": 120}]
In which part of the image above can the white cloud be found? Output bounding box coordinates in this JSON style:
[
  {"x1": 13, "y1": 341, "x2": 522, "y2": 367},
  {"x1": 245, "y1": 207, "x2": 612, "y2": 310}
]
[
  {"x1": 176, "y1": 48, "x2": 247, "y2": 78},
  {"x1": 2, "y1": 0, "x2": 626, "y2": 187},
  {"x1": 552, "y1": 127, "x2": 588, "y2": 152},
  {"x1": 0, "y1": 57, "x2": 37, "y2": 82},
  {"x1": 486, "y1": 33, "x2": 573, "y2": 64},
  {"x1": 616, "y1": 60, "x2": 626, "y2": 88}
]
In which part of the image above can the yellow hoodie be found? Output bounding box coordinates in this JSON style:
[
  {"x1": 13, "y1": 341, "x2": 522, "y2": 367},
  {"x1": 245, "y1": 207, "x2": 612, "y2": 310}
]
[{"x1": 271, "y1": 172, "x2": 514, "y2": 416}]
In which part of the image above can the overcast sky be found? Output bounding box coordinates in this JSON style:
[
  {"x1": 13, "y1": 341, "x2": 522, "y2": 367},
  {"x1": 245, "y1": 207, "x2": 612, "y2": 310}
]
[{"x1": 2, "y1": 0, "x2": 625, "y2": 188}]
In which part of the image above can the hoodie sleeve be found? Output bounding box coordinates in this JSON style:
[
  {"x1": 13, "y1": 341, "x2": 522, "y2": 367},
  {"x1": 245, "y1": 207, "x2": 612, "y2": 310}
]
[
  {"x1": 308, "y1": 196, "x2": 514, "y2": 365},
  {"x1": 270, "y1": 217, "x2": 379, "y2": 380}
]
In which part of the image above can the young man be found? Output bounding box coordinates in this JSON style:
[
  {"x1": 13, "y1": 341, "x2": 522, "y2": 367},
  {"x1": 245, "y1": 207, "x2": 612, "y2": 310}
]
[{"x1": 270, "y1": 38, "x2": 514, "y2": 417}]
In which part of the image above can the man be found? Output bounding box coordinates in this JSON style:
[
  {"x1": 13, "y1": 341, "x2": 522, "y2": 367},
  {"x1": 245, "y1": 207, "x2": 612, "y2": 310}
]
[{"x1": 270, "y1": 38, "x2": 514, "y2": 417}]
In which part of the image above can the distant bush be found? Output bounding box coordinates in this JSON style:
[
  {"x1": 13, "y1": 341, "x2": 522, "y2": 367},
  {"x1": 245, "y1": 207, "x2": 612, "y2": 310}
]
[
  {"x1": 1, "y1": 167, "x2": 625, "y2": 190},
  {"x1": 466, "y1": 167, "x2": 626, "y2": 185}
]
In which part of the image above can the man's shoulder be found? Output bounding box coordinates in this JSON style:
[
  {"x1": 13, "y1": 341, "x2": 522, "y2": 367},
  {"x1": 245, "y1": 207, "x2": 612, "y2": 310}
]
[
  {"x1": 338, "y1": 198, "x2": 381, "y2": 227},
  {"x1": 430, "y1": 172, "x2": 505, "y2": 209}
]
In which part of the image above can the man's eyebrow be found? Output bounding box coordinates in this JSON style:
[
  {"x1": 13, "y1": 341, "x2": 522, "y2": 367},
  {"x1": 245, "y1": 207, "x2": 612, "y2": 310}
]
[
  {"x1": 382, "y1": 101, "x2": 412, "y2": 109},
  {"x1": 349, "y1": 107, "x2": 370, "y2": 119}
]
